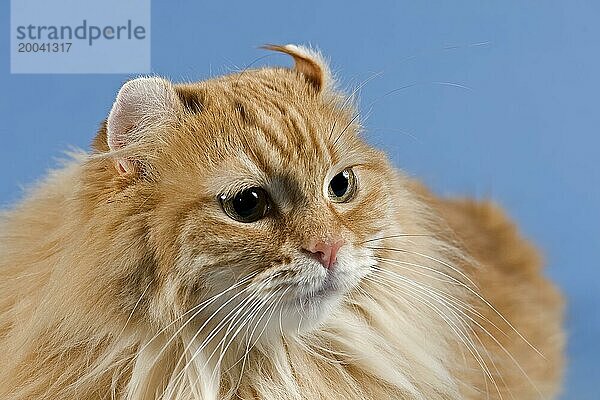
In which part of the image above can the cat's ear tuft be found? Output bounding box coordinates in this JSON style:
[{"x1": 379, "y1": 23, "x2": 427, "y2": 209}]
[
  {"x1": 107, "y1": 76, "x2": 181, "y2": 175},
  {"x1": 262, "y1": 44, "x2": 332, "y2": 92}
]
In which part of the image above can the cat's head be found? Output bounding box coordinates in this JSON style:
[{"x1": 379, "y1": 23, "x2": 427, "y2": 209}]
[{"x1": 95, "y1": 44, "x2": 401, "y2": 342}]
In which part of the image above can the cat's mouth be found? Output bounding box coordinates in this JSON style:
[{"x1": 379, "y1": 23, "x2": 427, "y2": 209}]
[
  {"x1": 290, "y1": 266, "x2": 349, "y2": 306},
  {"x1": 257, "y1": 256, "x2": 372, "y2": 336},
  {"x1": 299, "y1": 276, "x2": 336, "y2": 301}
]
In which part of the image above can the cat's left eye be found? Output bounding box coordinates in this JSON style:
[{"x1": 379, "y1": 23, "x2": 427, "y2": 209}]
[
  {"x1": 219, "y1": 187, "x2": 270, "y2": 223},
  {"x1": 328, "y1": 168, "x2": 357, "y2": 203}
]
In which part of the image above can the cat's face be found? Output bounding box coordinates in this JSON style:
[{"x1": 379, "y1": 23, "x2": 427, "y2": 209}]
[{"x1": 103, "y1": 45, "x2": 397, "y2": 341}]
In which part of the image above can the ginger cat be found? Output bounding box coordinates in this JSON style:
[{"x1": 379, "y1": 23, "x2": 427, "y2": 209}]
[{"x1": 0, "y1": 44, "x2": 564, "y2": 399}]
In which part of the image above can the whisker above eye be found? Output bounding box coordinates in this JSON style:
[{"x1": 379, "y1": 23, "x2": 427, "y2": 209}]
[
  {"x1": 342, "y1": 71, "x2": 384, "y2": 110},
  {"x1": 328, "y1": 71, "x2": 384, "y2": 141},
  {"x1": 331, "y1": 112, "x2": 360, "y2": 149},
  {"x1": 364, "y1": 80, "x2": 472, "y2": 114}
]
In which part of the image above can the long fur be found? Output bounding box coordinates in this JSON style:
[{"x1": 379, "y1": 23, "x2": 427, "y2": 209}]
[{"x1": 0, "y1": 45, "x2": 564, "y2": 399}]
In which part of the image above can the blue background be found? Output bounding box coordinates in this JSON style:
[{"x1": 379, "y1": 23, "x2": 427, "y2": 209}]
[{"x1": 1, "y1": 2, "x2": 598, "y2": 398}]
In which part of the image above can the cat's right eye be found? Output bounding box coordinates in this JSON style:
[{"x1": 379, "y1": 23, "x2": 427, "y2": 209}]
[{"x1": 219, "y1": 187, "x2": 270, "y2": 223}]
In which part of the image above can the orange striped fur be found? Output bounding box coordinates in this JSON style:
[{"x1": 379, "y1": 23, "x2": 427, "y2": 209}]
[{"x1": 0, "y1": 44, "x2": 564, "y2": 399}]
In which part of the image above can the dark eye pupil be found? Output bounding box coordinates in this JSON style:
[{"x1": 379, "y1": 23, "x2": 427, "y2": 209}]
[
  {"x1": 221, "y1": 187, "x2": 270, "y2": 223},
  {"x1": 330, "y1": 171, "x2": 349, "y2": 197},
  {"x1": 233, "y1": 189, "x2": 260, "y2": 218}
]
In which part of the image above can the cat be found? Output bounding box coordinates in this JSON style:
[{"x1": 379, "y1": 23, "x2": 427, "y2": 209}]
[{"x1": 0, "y1": 44, "x2": 564, "y2": 399}]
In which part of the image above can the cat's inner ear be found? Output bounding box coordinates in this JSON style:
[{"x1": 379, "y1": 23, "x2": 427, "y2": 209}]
[
  {"x1": 106, "y1": 76, "x2": 181, "y2": 175},
  {"x1": 263, "y1": 44, "x2": 332, "y2": 92}
]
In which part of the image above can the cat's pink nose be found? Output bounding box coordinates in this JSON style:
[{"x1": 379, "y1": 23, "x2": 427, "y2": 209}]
[{"x1": 304, "y1": 239, "x2": 345, "y2": 269}]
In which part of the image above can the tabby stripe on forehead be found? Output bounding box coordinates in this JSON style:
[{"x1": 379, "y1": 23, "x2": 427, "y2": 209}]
[
  {"x1": 239, "y1": 127, "x2": 276, "y2": 177},
  {"x1": 233, "y1": 83, "x2": 288, "y2": 115},
  {"x1": 252, "y1": 109, "x2": 292, "y2": 159},
  {"x1": 267, "y1": 95, "x2": 328, "y2": 164},
  {"x1": 232, "y1": 84, "x2": 315, "y2": 159},
  {"x1": 229, "y1": 92, "x2": 289, "y2": 157},
  {"x1": 281, "y1": 109, "x2": 308, "y2": 156},
  {"x1": 235, "y1": 115, "x2": 282, "y2": 177},
  {"x1": 233, "y1": 86, "x2": 297, "y2": 152},
  {"x1": 304, "y1": 111, "x2": 329, "y2": 164},
  {"x1": 263, "y1": 97, "x2": 323, "y2": 163}
]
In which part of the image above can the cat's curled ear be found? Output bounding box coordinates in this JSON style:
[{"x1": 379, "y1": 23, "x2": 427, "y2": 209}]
[
  {"x1": 263, "y1": 44, "x2": 332, "y2": 92},
  {"x1": 106, "y1": 76, "x2": 182, "y2": 175}
]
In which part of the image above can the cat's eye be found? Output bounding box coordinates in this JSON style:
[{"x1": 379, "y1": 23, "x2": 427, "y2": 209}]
[
  {"x1": 219, "y1": 187, "x2": 270, "y2": 223},
  {"x1": 328, "y1": 168, "x2": 357, "y2": 203}
]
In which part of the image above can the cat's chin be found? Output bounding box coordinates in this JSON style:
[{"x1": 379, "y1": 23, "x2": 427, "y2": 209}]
[
  {"x1": 260, "y1": 272, "x2": 358, "y2": 339},
  {"x1": 286, "y1": 289, "x2": 345, "y2": 333},
  {"x1": 252, "y1": 291, "x2": 343, "y2": 342}
]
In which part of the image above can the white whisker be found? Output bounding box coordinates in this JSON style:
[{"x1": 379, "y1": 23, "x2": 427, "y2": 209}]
[{"x1": 368, "y1": 246, "x2": 545, "y2": 359}]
